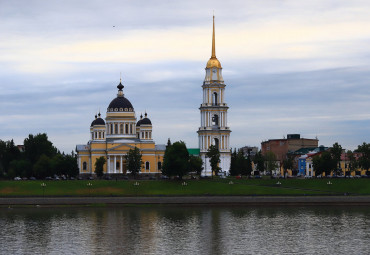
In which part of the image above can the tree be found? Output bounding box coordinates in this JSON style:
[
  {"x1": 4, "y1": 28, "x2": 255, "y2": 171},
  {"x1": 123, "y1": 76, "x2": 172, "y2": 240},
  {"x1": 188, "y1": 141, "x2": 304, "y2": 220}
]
[
  {"x1": 312, "y1": 151, "x2": 336, "y2": 176},
  {"x1": 189, "y1": 155, "x2": 203, "y2": 176},
  {"x1": 282, "y1": 156, "x2": 293, "y2": 178},
  {"x1": 24, "y1": 133, "x2": 57, "y2": 165},
  {"x1": 206, "y1": 144, "x2": 221, "y2": 177},
  {"x1": 33, "y1": 154, "x2": 51, "y2": 179},
  {"x1": 245, "y1": 155, "x2": 253, "y2": 176},
  {"x1": 162, "y1": 141, "x2": 190, "y2": 179},
  {"x1": 9, "y1": 159, "x2": 32, "y2": 178},
  {"x1": 125, "y1": 147, "x2": 143, "y2": 178},
  {"x1": 94, "y1": 156, "x2": 106, "y2": 178},
  {"x1": 331, "y1": 142, "x2": 343, "y2": 174},
  {"x1": 357, "y1": 142, "x2": 370, "y2": 172},
  {"x1": 229, "y1": 149, "x2": 239, "y2": 176},
  {"x1": 253, "y1": 150, "x2": 265, "y2": 175},
  {"x1": 264, "y1": 151, "x2": 278, "y2": 176},
  {"x1": 346, "y1": 150, "x2": 358, "y2": 174}
]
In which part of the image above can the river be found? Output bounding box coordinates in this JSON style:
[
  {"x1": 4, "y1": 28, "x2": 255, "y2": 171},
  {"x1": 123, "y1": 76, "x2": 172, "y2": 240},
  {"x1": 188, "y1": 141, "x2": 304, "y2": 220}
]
[{"x1": 1, "y1": 206, "x2": 369, "y2": 254}]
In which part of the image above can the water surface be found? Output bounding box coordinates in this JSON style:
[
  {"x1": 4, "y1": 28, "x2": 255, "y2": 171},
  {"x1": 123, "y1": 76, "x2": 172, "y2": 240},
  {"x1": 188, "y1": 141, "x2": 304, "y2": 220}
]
[{"x1": 1, "y1": 206, "x2": 369, "y2": 255}]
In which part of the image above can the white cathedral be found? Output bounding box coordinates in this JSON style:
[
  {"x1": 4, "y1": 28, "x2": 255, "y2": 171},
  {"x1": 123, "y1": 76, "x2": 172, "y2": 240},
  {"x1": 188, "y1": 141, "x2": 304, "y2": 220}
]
[{"x1": 198, "y1": 16, "x2": 231, "y2": 176}]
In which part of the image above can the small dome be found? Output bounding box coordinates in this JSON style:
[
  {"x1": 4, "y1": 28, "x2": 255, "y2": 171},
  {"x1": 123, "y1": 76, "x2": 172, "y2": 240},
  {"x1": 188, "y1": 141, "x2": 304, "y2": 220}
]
[
  {"x1": 94, "y1": 117, "x2": 105, "y2": 126},
  {"x1": 206, "y1": 57, "x2": 222, "y2": 68},
  {"x1": 141, "y1": 113, "x2": 151, "y2": 125}
]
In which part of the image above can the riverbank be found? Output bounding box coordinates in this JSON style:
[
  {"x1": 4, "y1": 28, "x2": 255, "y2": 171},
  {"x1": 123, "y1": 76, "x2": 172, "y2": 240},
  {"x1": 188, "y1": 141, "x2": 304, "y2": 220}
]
[
  {"x1": 1, "y1": 179, "x2": 370, "y2": 197},
  {"x1": 1, "y1": 196, "x2": 370, "y2": 206}
]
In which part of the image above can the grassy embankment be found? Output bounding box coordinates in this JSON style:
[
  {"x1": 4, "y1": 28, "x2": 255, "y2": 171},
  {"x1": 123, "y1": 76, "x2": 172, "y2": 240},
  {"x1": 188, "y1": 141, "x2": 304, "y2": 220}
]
[{"x1": 0, "y1": 178, "x2": 369, "y2": 197}]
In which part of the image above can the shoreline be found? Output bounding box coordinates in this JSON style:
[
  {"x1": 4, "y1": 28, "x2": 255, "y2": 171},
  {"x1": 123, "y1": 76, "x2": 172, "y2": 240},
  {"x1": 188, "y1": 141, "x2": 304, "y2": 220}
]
[{"x1": 1, "y1": 196, "x2": 370, "y2": 206}]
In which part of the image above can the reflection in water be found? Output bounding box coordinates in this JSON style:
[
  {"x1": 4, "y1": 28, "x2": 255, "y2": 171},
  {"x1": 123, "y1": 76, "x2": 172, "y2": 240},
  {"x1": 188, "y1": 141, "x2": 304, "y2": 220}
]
[{"x1": 1, "y1": 206, "x2": 369, "y2": 255}]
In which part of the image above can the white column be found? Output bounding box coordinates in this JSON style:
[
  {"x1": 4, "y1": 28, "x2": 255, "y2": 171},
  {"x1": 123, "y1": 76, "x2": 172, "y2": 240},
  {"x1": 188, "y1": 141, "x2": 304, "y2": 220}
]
[
  {"x1": 114, "y1": 156, "x2": 117, "y2": 173},
  {"x1": 120, "y1": 156, "x2": 123, "y2": 173},
  {"x1": 107, "y1": 157, "x2": 110, "y2": 173}
]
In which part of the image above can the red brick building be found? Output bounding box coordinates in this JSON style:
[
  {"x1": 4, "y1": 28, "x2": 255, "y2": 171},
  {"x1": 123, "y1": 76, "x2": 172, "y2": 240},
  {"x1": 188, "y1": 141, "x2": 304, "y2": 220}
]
[{"x1": 261, "y1": 134, "x2": 318, "y2": 162}]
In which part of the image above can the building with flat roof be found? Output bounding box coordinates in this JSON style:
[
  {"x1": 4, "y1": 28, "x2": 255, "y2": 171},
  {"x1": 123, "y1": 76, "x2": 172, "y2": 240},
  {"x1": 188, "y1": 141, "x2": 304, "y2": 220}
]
[{"x1": 261, "y1": 134, "x2": 318, "y2": 162}]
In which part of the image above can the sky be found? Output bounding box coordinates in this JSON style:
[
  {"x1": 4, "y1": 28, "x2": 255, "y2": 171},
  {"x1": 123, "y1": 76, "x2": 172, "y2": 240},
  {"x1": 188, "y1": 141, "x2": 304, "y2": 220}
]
[{"x1": 1, "y1": 0, "x2": 370, "y2": 153}]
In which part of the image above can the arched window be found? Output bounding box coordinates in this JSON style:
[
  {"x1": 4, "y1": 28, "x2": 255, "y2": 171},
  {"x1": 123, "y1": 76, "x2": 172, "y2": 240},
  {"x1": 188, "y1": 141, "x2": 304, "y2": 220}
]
[
  {"x1": 130, "y1": 124, "x2": 133, "y2": 134},
  {"x1": 110, "y1": 124, "x2": 113, "y2": 134},
  {"x1": 212, "y1": 114, "x2": 219, "y2": 126},
  {"x1": 158, "y1": 162, "x2": 162, "y2": 170},
  {"x1": 214, "y1": 138, "x2": 219, "y2": 149},
  {"x1": 213, "y1": 92, "x2": 218, "y2": 105},
  {"x1": 145, "y1": 161, "x2": 150, "y2": 170},
  {"x1": 125, "y1": 124, "x2": 128, "y2": 134},
  {"x1": 120, "y1": 124, "x2": 123, "y2": 134},
  {"x1": 83, "y1": 162, "x2": 87, "y2": 170},
  {"x1": 114, "y1": 124, "x2": 118, "y2": 134}
]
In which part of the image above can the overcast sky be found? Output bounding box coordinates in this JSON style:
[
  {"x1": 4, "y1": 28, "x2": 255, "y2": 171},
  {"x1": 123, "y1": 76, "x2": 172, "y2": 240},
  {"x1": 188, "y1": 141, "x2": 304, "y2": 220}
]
[{"x1": 1, "y1": 0, "x2": 370, "y2": 153}]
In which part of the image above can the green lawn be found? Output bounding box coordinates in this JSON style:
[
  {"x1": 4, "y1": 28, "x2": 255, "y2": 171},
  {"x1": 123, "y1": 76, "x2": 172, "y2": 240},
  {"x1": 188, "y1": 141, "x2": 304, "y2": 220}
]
[{"x1": 0, "y1": 178, "x2": 369, "y2": 197}]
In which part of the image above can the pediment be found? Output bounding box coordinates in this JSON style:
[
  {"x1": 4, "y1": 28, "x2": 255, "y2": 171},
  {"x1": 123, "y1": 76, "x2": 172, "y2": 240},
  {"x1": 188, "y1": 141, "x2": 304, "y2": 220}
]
[{"x1": 108, "y1": 143, "x2": 137, "y2": 152}]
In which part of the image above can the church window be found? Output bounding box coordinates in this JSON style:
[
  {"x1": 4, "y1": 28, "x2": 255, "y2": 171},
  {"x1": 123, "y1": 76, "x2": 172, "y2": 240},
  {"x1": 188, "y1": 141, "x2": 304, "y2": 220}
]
[
  {"x1": 99, "y1": 132, "x2": 101, "y2": 139},
  {"x1": 145, "y1": 161, "x2": 150, "y2": 170},
  {"x1": 212, "y1": 114, "x2": 219, "y2": 126},
  {"x1": 130, "y1": 124, "x2": 133, "y2": 134},
  {"x1": 129, "y1": 108, "x2": 132, "y2": 111},
  {"x1": 149, "y1": 132, "x2": 151, "y2": 139},
  {"x1": 116, "y1": 161, "x2": 120, "y2": 169},
  {"x1": 141, "y1": 132, "x2": 144, "y2": 139},
  {"x1": 83, "y1": 162, "x2": 87, "y2": 171},
  {"x1": 125, "y1": 108, "x2": 128, "y2": 111},
  {"x1": 145, "y1": 132, "x2": 148, "y2": 139},
  {"x1": 214, "y1": 138, "x2": 219, "y2": 149},
  {"x1": 125, "y1": 124, "x2": 128, "y2": 134},
  {"x1": 102, "y1": 132, "x2": 104, "y2": 139},
  {"x1": 114, "y1": 124, "x2": 118, "y2": 134},
  {"x1": 120, "y1": 124, "x2": 123, "y2": 134},
  {"x1": 95, "y1": 132, "x2": 97, "y2": 139},
  {"x1": 119, "y1": 108, "x2": 123, "y2": 111},
  {"x1": 158, "y1": 162, "x2": 162, "y2": 170},
  {"x1": 110, "y1": 124, "x2": 113, "y2": 134},
  {"x1": 114, "y1": 108, "x2": 118, "y2": 112},
  {"x1": 213, "y1": 92, "x2": 218, "y2": 105}
]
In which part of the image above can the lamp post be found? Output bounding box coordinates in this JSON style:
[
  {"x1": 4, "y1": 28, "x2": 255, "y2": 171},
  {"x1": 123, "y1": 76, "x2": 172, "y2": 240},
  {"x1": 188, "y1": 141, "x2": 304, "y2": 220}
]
[
  {"x1": 41, "y1": 183, "x2": 46, "y2": 197},
  {"x1": 87, "y1": 182, "x2": 93, "y2": 196}
]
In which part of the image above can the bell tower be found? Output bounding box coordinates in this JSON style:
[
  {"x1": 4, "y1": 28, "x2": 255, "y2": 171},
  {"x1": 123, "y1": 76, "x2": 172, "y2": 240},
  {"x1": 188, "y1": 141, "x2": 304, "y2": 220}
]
[{"x1": 198, "y1": 16, "x2": 231, "y2": 176}]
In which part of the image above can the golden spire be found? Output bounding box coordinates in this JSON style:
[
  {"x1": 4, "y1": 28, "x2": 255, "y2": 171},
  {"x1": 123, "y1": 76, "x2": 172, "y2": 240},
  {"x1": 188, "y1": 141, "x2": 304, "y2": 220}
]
[
  {"x1": 206, "y1": 15, "x2": 221, "y2": 68},
  {"x1": 212, "y1": 15, "x2": 216, "y2": 58}
]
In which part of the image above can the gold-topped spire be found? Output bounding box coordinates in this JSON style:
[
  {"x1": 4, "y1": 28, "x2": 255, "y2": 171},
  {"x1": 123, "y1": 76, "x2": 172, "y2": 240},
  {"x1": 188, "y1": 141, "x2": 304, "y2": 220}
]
[
  {"x1": 211, "y1": 15, "x2": 216, "y2": 58},
  {"x1": 206, "y1": 15, "x2": 221, "y2": 69}
]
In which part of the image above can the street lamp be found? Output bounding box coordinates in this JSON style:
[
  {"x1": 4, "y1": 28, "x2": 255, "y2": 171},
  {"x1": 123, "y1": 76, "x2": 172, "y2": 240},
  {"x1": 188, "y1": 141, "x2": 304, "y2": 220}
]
[
  {"x1": 87, "y1": 182, "x2": 93, "y2": 196},
  {"x1": 41, "y1": 183, "x2": 46, "y2": 197}
]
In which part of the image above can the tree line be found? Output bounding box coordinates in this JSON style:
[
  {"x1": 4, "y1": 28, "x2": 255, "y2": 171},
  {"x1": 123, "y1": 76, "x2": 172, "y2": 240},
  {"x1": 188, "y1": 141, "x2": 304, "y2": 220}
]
[{"x1": 0, "y1": 133, "x2": 78, "y2": 179}]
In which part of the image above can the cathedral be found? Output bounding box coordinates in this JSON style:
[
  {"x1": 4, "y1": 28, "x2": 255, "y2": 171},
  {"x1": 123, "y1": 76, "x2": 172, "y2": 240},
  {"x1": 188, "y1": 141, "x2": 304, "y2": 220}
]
[
  {"x1": 198, "y1": 16, "x2": 231, "y2": 175},
  {"x1": 76, "y1": 16, "x2": 231, "y2": 176},
  {"x1": 76, "y1": 80, "x2": 166, "y2": 175}
]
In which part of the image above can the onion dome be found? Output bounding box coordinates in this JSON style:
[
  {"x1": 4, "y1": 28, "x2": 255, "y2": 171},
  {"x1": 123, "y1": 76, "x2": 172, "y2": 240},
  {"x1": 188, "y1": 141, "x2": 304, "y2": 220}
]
[
  {"x1": 107, "y1": 80, "x2": 134, "y2": 112},
  {"x1": 141, "y1": 112, "x2": 152, "y2": 125},
  {"x1": 90, "y1": 114, "x2": 97, "y2": 127},
  {"x1": 206, "y1": 15, "x2": 222, "y2": 69},
  {"x1": 91, "y1": 113, "x2": 105, "y2": 126},
  {"x1": 136, "y1": 114, "x2": 143, "y2": 126},
  {"x1": 94, "y1": 113, "x2": 105, "y2": 125}
]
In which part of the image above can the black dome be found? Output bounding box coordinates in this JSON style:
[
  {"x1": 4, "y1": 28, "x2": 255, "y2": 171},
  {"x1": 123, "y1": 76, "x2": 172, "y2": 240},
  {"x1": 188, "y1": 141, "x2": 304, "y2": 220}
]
[
  {"x1": 90, "y1": 120, "x2": 96, "y2": 127},
  {"x1": 107, "y1": 97, "x2": 134, "y2": 111},
  {"x1": 141, "y1": 117, "x2": 152, "y2": 125},
  {"x1": 94, "y1": 117, "x2": 105, "y2": 125},
  {"x1": 136, "y1": 119, "x2": 142, "y2": 126}
]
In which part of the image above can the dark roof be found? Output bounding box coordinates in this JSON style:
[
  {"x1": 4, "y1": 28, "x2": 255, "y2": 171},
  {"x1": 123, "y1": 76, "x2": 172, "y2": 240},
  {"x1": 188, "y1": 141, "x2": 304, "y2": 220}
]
[
  {"x1": 94, "y1": 117, "x2": 105, "y2": 125},
  {"x1": 140, "y1": 117, "x2": 151, "y2": 125},
  {"x1": 108, "y1": 97, "x2": 133, "y2": 111}
]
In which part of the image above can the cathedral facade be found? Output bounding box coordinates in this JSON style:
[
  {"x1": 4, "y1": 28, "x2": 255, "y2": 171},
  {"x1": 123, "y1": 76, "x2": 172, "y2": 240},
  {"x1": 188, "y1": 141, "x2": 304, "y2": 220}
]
[
  {"x1": 198, "y1": 16, "x2": 231, "y2": 175},
  {"x1": 76, "y1": 81, "x2": 165, "y2": 175}
]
